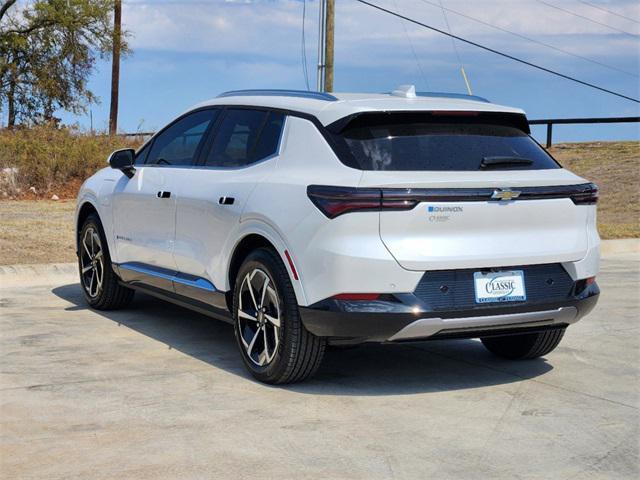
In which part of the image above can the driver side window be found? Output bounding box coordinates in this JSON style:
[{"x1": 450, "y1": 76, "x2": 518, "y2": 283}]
[{"x1": 146, "y1": 109, "x2": 218, "y2": 166}]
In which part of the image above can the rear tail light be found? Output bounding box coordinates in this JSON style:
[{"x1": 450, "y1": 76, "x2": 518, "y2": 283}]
[
  {"x1": 307, "y1": 182, "x2": 599, "y2": 218},
  {"x1": 307, "y1": 185, "x2": 417, "y2": 218},
  {"x1": 570, "y1": 183, "x2": 598, "y2": 205}
]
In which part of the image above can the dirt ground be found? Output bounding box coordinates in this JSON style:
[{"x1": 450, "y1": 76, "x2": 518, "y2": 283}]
[{"x1": 0, "y1": 200, "x2": 76, "y2": 265}]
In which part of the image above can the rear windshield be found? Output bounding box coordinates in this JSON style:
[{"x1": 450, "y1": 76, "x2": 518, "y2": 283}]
[{"x1": 331, "y1": 113, "x2": 559, "y2": 171}]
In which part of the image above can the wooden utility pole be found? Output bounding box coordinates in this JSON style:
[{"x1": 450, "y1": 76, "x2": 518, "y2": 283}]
[
  {"x1": 109, "y1": 0, "x2": 122, "y2": 135},
  {"x1": 316, "y1": 0, "x2": 326, "y2": 91},
  {"x1": 324, "y1": 0, "x2": 335, "y2": 92}
]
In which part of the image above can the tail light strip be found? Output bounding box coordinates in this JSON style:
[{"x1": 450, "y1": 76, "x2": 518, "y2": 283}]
[{"x1": 307, "y1": 183, "x2": 598, "y2": 219}]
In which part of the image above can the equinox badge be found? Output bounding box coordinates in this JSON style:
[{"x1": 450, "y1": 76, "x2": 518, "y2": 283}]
[{"x1": 491, "y1": 188, "x2": 521, "y2": 201}]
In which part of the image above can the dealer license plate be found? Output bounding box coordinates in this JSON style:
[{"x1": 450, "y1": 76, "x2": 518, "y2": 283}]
[{"x1": 474, "y1": 270, "x2": 526, "y2": 303}]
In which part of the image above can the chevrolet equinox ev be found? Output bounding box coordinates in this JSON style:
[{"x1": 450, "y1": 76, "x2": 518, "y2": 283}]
[{"x1": 75, "y1": 87, "x2": 600, "y2": 384}]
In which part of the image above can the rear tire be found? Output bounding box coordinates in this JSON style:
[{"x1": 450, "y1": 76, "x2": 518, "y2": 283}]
[
  {"x1": 481, "y1": 328, "x2": 566, "y2": 360},
  {"x1": 233, "y1": 247, "x2": 325, "y2": 384},
  {"x1": 78, "y1": 213, "x2": 134, "y2": 310}
]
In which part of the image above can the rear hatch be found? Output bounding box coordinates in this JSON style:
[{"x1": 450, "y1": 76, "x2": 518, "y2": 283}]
[{"x1": 331, "y1": 111, "x2": 596, "y2": 271}]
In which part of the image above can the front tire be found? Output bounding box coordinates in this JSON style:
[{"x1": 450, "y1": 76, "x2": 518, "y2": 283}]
[
  {"x1": 481, "y1": 327, "x2": 566, "y2": 360},
  {"x1": 233, "y1": 248, "x2": 325, "y2": 384},
  {"x1": 78, "y1": 213, "x2": 134, "y2": 310}
]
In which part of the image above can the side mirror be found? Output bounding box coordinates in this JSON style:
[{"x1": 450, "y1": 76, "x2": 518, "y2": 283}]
[{"x1": 108, "y1": 148, "x2": 136, "y2": 178}]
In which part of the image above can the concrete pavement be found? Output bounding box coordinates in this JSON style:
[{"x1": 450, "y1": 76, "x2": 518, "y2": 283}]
[{"x1": 1, "y1": 253, "x2": 638, "y2": 479}]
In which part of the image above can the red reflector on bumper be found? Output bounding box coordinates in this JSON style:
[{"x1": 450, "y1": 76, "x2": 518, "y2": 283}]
[
  {"x1": 284, "y1": 250, "x2": 299, "y2": 281},
  {"x1": 332, "y1": 293, "x2": 381, "y2": 301}
]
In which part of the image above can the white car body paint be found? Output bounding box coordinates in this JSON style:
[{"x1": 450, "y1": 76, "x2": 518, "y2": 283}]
[{"x1": 76, "y1": 89, "x2": 600, "y2": 342}]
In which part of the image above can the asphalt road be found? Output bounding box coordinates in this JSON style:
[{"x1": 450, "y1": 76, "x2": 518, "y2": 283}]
[{"x1": 1, "y1": 253, "x2": 638, "y2": 479}]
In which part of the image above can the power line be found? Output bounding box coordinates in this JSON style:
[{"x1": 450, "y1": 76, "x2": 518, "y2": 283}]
[
  {"x1": 535, "y1": 0, "x2": 638, "y2": 37},
  {"x1": 436, "y1": 0, "x2": 473, "y2": 95},
  {"x1": 437, "y1": 0, "x2": 462, "y2": 66},
  {"x1": 353, "y1": 0, "x2": 640, "y2": 103},
  {"x1": 575, "y1": 0, "x2": 639, "y2": 25},
  {"x1": 301, "y1": 0, "x2": 310, "y2": 90},
  {"x1": 418, "y1": 0, "x2": 638, "y2": 78},
  {"x1": 392, "y1": 0, "x2": 430, "y2": 90}
]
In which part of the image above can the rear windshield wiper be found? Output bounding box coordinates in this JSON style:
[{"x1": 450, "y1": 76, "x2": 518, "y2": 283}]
[{"x1": 480, "y1": 156, "x2": 534, "y2": 168}]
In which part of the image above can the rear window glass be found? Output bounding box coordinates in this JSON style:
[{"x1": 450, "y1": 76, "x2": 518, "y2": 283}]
[{"x1": 332, "y1": 114, "x2": 559, "y2": 171}]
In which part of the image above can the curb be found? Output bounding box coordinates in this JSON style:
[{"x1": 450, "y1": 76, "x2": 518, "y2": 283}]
[
  {"x1": 0, "y1": 263, "x2": 77, "y2": 287},
  {"x1": 599, "y1": 238, "x2": 640, "y2": 255},
  {"x1": 0, "y1": 263, "x2": 77, "y2": 276}
]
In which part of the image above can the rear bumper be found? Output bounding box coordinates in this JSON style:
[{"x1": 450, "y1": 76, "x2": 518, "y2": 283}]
[{"x1": 299, "y1": 282, "x2": 599, "y2": 343}]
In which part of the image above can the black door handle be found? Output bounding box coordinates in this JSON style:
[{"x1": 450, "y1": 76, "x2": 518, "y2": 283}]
[
  {"x1": 219, "y1": 196, "x2": 235, "y2": 205},
  {"x1": 157, "y1": 191, "x2": 171, "y2": 198}
]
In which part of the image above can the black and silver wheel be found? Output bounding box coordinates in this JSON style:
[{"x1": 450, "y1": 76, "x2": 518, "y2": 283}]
[
  {"x1": 481, "y1": 327, "x2": 566, "y2": 360},
  {"x1": 79, "y1": 226, "x2": 105, "y2": 299},
  {"x1": 233, "y1": 248, "x2": 325, "y2": 384},
  {"x1": 237, "y1": 268, "x2": 281, "y2": 367},
  {"x1": 78, "y1": 213, "x2": 134, "y2": 310}
]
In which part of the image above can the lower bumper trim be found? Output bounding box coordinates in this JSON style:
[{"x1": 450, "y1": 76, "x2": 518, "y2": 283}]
[
  {"x1": 387, "y1": 306, "x2": 577, "y2": 341},
  {"x1": 300, "y1": 286, "x2": 599, "y2": 343}
]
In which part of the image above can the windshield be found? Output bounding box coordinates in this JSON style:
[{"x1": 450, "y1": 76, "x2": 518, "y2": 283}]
[{"x1": 332, "y1": 113, "x2": 559, "y2": 171}]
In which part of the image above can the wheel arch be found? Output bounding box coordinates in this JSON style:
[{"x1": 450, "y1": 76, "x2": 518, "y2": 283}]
[
  {"x1": 225, "y1": 228, "x2": 308, "y2": 309},
  {"x1": 76, "y1": 201, "x2": 100, "y2": 250}
]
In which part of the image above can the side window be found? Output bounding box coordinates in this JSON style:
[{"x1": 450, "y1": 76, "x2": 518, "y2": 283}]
[
  {"x1": 134, "y1": 141, "x2": 151, "y2": 165},
  {"x1": 252, "y1": 112, "x2": 285, "y2": 161},
  {"x1": 204, "y1": 109, "x2": 284, "y2": 168},
  {"x1": 146, "y1": 110, "x2": 217, "y2": 166}
]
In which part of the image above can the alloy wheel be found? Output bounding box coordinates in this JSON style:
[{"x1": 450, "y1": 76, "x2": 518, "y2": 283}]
[
  {"x1": 237, "y1": 268, "x2": 281, "y2": 367},
  {"x1": 80, "y1": 227, "x2": 104, "y2": 298}
]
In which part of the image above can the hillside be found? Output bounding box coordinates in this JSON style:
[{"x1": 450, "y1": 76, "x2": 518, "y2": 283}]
[{"x1": 548, "y1": 141, "x2": 639, "y2": 239}]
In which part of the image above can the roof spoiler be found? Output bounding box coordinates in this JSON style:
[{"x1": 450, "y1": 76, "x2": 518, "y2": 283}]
[
  {"x1": 327, "y1": 111, "x2": 531, "y2": 135},
  {"x1": 390, "y1": 84, "x2": 490, "y2": 103}
]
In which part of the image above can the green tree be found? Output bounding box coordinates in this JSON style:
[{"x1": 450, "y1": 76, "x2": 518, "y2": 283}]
[{"x1": 0, "y1": 0, "x2": 128, "y2": 127}]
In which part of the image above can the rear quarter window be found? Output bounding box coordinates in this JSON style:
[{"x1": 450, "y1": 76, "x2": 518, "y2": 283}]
[{"x1": 330, "y1": 112, "x2": 560, "y2": 171}]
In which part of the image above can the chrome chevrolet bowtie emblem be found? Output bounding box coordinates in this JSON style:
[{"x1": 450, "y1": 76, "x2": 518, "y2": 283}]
[{"x1": 491, "y1": 188, "x2": 521, "y2": 201}]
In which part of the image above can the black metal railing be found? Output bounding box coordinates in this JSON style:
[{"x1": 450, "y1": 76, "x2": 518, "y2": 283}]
[
  {"x1": 121, "y1": 132, "x2": 154, "y2": 138},
  {"x1": 529, "y1": 116, "x2": 639, "y2": 148}
]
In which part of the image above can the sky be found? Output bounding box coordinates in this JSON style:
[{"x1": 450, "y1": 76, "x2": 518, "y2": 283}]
[{"x1": 57, "y1": 0, "x2": 640, "y2": 143}]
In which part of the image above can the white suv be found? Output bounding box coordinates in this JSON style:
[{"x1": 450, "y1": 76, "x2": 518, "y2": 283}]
[{"x1": 76, "y1": 87, "x2": 600, "y2": 384}]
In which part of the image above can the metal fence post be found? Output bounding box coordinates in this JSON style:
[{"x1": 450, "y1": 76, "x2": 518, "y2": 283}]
[{"x1": 546, "y1": 123, "x2": 553, "y2": 148}]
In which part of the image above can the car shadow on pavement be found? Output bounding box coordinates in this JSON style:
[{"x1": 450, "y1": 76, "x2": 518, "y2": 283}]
[{"x1": 53, "y1": 283, "x2": 554, "y2": 396}]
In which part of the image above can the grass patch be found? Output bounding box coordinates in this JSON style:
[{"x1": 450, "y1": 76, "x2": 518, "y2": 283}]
[
  {"x1": 549, "y1": 141, "x2": 639, "y2": 239},
  {"x1": 0, "y1": 126, "x2": 142, "y2": 198}
]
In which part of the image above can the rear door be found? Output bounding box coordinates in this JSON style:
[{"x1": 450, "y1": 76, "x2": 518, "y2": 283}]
[
  {"x1": 334, "y1": 112, "x2": 592, "y2": 271},
  {"x1": 171, "y1": 108, "x2": 285, "y2": 293}
]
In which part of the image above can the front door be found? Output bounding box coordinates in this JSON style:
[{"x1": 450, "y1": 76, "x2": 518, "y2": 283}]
[{"x1": 112, "y1": 108, "x2": 219, "y2": 289}]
